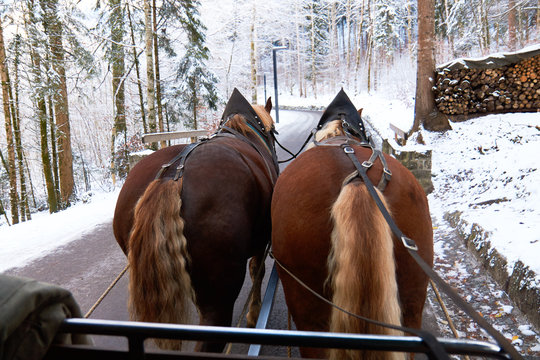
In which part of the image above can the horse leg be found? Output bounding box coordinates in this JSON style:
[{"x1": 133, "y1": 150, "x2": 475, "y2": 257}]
[
  {"x1": 246, "y1": 250, "x2": 266, "y2": 327},
  {"x1": 193, "y1": 304, "x2": 235, "y2": 353},
  {"x1": 191, "y1": 261, "x2": 247, "y2": 353}
]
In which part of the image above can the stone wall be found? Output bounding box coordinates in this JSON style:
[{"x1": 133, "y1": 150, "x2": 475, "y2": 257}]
[
  {"x1": 382, "y1": 140, "x2": 434, "y2": 194},
  {"x1": 445, "y1": 211, "x2": 540, "y2": 330}
]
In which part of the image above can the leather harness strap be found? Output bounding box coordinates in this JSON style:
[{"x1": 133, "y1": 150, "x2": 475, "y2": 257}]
[
  {"x1": 154, "y1": 125, "x2": 279, "y2": 186},
  {"x1": 313, "y1": 135, "x2": 392, "y2": 192},
  {"x1": 154, "y1": 141, "x2": 203, "y2": 181},
  {"x1": 341, "y1": 144, "x2": 521, "y2": 360}
]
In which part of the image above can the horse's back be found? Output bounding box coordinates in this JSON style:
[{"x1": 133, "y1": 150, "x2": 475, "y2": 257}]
[{"x1": 113, "y1": 145, "x2": 187, "y2": 253}]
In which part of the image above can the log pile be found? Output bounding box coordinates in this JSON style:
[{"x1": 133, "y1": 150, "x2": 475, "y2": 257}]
[{"x1": 433, "y1": 55, "x2": 539, "y2": 116}]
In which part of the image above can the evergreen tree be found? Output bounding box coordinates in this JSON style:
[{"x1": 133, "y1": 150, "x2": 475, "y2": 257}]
[
  {"x1": 372, "y1": 0, "x2": 402, "y2": 61},
  {"x1": 170, "y1": 0, "x2": 218, "y2": 129}
]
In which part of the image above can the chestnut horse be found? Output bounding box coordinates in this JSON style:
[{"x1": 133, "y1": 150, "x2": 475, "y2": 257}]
[
  {"x1": 271, "y1": 90, "x2": 433, "y2": 359},
  {"x1": 113, "y1": 89, "x2": 279, "y2": 352}
]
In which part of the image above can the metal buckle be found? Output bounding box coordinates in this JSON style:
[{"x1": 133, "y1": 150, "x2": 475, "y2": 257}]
[
  {"x1": 384, "y1": 168, "x2": 392, "y2": 177},
  {"x1": 362, "y1": 161, "x2": 373, "y2": 168},
  {"x1": 343, "y1": 146, "x2": 354, "y2": 154},
  {"x1": 401, "y1": 236, "x2": 418, "y2": 251}
]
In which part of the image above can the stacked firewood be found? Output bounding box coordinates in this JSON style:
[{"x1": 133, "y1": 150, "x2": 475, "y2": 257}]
[{"x1": 434, "y1": 55, "x2": 539, "y2": 116}]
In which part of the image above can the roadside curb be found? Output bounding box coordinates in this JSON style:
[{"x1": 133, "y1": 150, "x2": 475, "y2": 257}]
[{"x1": 444, "y1": 211, "x2": 540, "y2": 330}]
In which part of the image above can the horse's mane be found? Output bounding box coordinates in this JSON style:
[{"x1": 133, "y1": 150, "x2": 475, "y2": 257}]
[
  {"x1": 225, "y1": 105, "x2": 274, "y2": 136},
  {"x1": 315, "y1": 120, "x2": 345, "y2": 142}
]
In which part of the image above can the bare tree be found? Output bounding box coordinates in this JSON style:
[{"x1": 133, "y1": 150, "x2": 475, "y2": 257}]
[
  {"x1": 109, "y1": 0, "x2": 128, "y2": 179},
  {"x1": 250, "y1": 2, "x2": 257, "y2": 103},
  {"x1": 41, "y1": 0, "x2": 75, "y2": 206},
  {"x1": 508, "y1": 0, "x2": 517, "y2": 51},
  {"x1": 152, "y1": 0, "x2": 165, "y2": 148},
  {"x1": 0, "y1": 16, "x2": 19, "y2": 224},
  {"x1": 25, "y1": 0, "x2": 58, "y2": 213},
  {"x1": 144, "y1": 0, "x2": 156, "y2": 141},
  {"x1": 127, "y1": 3, "x2": 147, "y2": 134}
]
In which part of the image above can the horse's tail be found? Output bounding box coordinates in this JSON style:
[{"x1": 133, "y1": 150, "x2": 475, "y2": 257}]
[
  {"x1": 328, "y1": 182, "x2": 404, "y2": 360},
  {"x1": 127, "y1": 179, "x2": 195, "y2": 350}
]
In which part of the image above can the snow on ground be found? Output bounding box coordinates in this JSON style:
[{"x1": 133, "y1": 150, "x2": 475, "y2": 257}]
[
  {"x1": 1, "y1": 92, "x2": 539, "y2": 290},
  {"x1": 0, "y1": 189, "x2": 120, "y2": 272},
  {"x1": 424, "y1": 113, "x2": 540, "y2": 285}
]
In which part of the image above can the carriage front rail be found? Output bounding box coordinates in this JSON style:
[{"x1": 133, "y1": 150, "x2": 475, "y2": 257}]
[
  {"x1": 46, "y1": 318, "x2": 510, "y2": 360},
  {"x1": 40, "y1": 263, "x2": 514, "y2": 360}
]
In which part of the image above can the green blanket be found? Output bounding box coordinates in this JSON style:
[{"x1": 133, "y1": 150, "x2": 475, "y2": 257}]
[{"x1": 0, "y1": 275, "x2": 91, "y2": 360}]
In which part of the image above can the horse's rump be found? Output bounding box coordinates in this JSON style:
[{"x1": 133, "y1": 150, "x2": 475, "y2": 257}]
[
  {"x1": 113, "y1": 144, "x2": 187, "y2": 253},
  {"x1": 272, "y1": 144, "x2": 433, "y2": 359},
  {"x1": 113, "y1": 93, "x2": 278, "y2": 353}
]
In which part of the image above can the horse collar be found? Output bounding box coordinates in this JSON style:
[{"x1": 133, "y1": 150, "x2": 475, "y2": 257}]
[
  {"x1": 317, "y1": 89, "x2": 369, "y2": 144},
  {"x1": 221, "y1": 88, "x2": 273, "y2": 147}
]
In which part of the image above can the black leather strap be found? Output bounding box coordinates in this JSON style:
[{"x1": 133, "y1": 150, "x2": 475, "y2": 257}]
[{"x1": 154, "y1": 142, "x2": 202, "y2": 181}]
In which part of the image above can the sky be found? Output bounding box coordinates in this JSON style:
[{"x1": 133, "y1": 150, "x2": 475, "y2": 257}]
[{"x1": 1, "y1": 91, "x2": 538, "y2": 294}]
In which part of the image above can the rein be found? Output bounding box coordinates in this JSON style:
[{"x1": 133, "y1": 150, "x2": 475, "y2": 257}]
[
  {"x1": 269, "y1": 251, "x2": 448, "y2": 359},
  {"x1": 154, "y1": 116, "x2": 280, "y2": 184},
  {"x1": 275, "y1": 130, "x2": 314, "y2": 164}
]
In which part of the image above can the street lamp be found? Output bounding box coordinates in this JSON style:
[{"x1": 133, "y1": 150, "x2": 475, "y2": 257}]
[{"x1": 272, "y1": 44, "x2": 288, "y2": 123}]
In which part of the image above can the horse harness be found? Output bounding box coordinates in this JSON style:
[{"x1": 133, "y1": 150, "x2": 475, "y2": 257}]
[
  {"x1": 154, "y1": 122, "x2": 279, "y2": 185},
  {"x1": 272, "y1": 114, "x2": 521, "y2": 359},
  {"x1": 311, "y1": 132, "x2": 392, "y2": 192}
]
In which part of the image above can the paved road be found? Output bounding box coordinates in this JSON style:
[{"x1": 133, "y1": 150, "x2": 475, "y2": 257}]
[{"x1": 8, "y1": 109, "x2": 536, "y2": 358}]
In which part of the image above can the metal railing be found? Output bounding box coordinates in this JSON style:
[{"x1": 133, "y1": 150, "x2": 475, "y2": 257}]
[
  {"x1": 46, "y1": 264, "x2": 512, "y2": 360},
  {"x1": 47, "y1": 317, "x2": 509, "y2": 360}
]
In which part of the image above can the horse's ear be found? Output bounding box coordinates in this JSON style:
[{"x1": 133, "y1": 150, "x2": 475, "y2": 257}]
[
  {"x1": 265, "y1": 97, "x2": 272, "y2": 113},
  {"x1": 357, "y1": 108, "x2": 363, "y2": 117}
]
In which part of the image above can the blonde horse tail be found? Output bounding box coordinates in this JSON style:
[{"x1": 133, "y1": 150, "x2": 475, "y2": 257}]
[
  {"x1": 328, "y1": 182, "x2": 404, "y2": 360},
  {"x1": 127, "y1": 179, "x2": 195, "y2": 350}
]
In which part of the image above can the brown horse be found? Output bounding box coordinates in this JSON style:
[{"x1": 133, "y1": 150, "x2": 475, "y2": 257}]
[
  {"x1": 271, "y1": 90, "x2": 433, "y2": 360},
  {"x1": 113, "y1": 89, "x2": 279, "y2": 352}
]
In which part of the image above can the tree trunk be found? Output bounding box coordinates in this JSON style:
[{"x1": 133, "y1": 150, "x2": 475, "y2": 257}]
[
  {"x1": 481, "y1": 0, "x2": 490, "y2": 51},
  {"x1": 41, "y1": 0, "x2": 74, "y2": 206},
  {"x1": 110, "y1": 0, "x2": 127, "y2": 180},
  {"x1": 329, "y1": 2, "x2": 338, "y2": 90},
  {"x1": 250, "y1": 2, "x2": 257, "y2": 103},
  {"x1": 310, "y1": 3, "x2": 317, "y2": 99},
  {"x1": 0, "y1": 17, "x2": 19, "y2": 224},
  {"x1": 144, "y1": 0, "x2": 156, "y2": 145},
  {"x1": 442, "y1": 0, "x2": 455, "y2": 56},
  {"x1": 152, "y1": 0, "x2": 165, "y2": 148},
  {"x1": 508, "y1": 0, "x2": 517, "y2": 51},
  {"x1": 127, "y1": 4, "x2": 147, "y2": 134},
  {"x1": 25, "y1": 0, "x2": 58, "y2": 213},
  {"x1": 12, "y1": 35, "x2": 30, "y2": 221},
  {"x1": 366, "y1": 0, "x2": 373, "y2": 93},
  {"x1": 47, "y1": 92, "x2": 60, "y2": 205},
  {"x1": 354, "y1": 0, "x2": 365, "y2": 94},
  {"x1": 412, "y1": 0, "x2": 450, "y2": 133},
  {"x1": 345, "y1": 0, "x2": 352, "y2": 87},
  {"x1": 294, "y1": 1, "x2": 304, "y2": 98}
]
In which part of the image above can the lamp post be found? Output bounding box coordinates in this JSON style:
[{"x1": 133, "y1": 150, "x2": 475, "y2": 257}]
[
  {"x1": 263, "y1": 73, "x2": 267, "y2": 101},
  {"x1": 272, "y1": 45, "x2": 287, "y2": 123}
]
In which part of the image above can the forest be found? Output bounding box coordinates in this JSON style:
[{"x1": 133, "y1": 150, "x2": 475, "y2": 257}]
[{"x1": 0, "y1": 0, "x2": 538, "y2": 225}]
